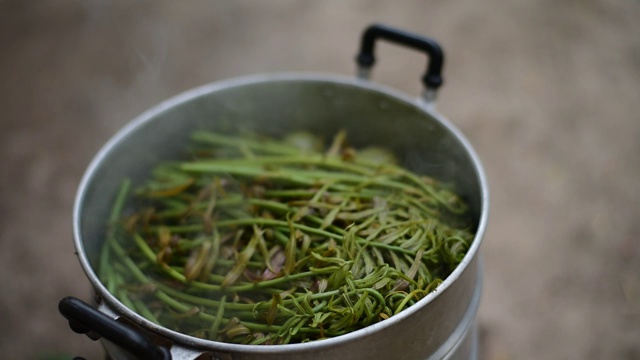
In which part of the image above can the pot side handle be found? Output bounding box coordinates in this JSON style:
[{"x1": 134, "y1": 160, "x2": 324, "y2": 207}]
[
  {"x1": 59, "y1": 296, "x2": 172, "y2": 360},
  {"x1": 355, "y1": 24, "x2": 444, "y2": 103}
]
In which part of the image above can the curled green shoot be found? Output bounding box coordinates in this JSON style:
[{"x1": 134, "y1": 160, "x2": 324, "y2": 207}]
[{"x1": 98, "y1": 130, "x2": 475, "y2": 345}]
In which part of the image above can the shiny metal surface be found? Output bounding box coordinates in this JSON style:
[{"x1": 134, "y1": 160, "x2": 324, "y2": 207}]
[{"x1": 73, "y1": 73, "x2": 489, "y2": 359}]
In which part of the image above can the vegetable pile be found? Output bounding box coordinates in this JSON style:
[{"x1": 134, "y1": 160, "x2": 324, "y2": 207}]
[{"x1": 99, "y1": 130, "x2": 475, "y2": 345}]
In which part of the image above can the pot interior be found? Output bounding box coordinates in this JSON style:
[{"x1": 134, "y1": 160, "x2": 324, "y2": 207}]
[{"x1": 77, "y1": 75, "x2": 484, "y2": 287}]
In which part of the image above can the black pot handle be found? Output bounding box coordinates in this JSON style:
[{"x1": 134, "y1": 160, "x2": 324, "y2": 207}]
[
  {"x1": 355, "y1": 24, "x2": 444, "y2": 102},
  {"x1": 59, "y1": 296, "x2": 171, "y2": 360}
]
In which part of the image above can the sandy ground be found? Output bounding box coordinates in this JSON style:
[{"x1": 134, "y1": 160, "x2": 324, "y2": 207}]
[{"x1": 1, "y1": 1, "x2": 639, "y2": 359}]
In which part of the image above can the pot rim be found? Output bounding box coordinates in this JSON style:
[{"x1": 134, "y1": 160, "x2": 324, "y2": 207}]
[{"x1": 73, "y1": 71, "x2": 489, "y2": 354}]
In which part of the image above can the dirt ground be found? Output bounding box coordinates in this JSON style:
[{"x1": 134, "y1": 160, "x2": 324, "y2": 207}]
[{"x1": 1, "y1": 1, "x2": 639, "y2": 359}]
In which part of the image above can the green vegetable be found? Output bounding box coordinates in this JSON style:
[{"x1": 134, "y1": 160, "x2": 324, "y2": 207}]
[{"x1": 99, "y1": 130, "x2": 475, "y2": 345}]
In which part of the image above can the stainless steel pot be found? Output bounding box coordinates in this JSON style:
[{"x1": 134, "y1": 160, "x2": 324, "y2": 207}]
[{"x1": 60, "y1": 24, "x2": 489, "y2": 360}]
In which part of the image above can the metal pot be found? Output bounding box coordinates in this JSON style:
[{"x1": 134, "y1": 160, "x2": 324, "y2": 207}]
[{"x1": 60, "y1": 24, "x2": 489, "y2": 360}]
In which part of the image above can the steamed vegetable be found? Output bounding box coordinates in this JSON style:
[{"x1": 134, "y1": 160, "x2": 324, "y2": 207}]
[{"x1": 99, "y1": 130, "x2": 475, "y2": 345}]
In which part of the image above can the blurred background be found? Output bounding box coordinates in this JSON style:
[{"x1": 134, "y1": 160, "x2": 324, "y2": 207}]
[{"x1": 1, "y1": 0, "x2": 639, "y2": 359}]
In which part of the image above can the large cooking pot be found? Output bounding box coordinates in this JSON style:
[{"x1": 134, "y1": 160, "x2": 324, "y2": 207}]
[{"x1": 60, "y1": 24, "x2": 489, "y2": 360}]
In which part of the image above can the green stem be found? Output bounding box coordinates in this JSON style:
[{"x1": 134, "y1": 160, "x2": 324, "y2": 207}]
[
  {"x1": 155, "y1": 289, "x2": 342, "y2": 336},
  {"x1": 188, "y1": 155, "x2": 376, "y2": 176},
  {"x1": 99, "y1": 179, "x2": 131, "y2": 281}
]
